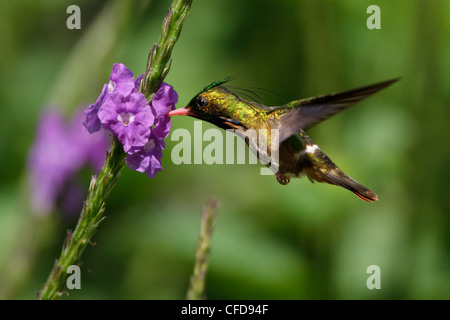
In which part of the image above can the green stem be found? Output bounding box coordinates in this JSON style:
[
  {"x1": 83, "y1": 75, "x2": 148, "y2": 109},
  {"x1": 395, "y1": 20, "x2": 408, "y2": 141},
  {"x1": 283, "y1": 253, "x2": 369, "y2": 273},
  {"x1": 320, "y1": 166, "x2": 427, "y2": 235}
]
[
  {"x1": 140, "y1": 0, "x2": 193, "y2": 102},
  {"x1": 187, "y1": 198, "x2": 218, "y2": 300},
  {"x1": 36, "y1": 0, "x2": 193, "y2": 300}
]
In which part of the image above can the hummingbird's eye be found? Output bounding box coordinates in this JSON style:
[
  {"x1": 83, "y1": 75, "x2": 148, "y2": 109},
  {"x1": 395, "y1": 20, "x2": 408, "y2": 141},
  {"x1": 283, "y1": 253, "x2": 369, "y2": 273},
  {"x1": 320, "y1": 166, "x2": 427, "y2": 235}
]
[{"x1": 196, "y1": 96, "x2": 207, "y2": 108}]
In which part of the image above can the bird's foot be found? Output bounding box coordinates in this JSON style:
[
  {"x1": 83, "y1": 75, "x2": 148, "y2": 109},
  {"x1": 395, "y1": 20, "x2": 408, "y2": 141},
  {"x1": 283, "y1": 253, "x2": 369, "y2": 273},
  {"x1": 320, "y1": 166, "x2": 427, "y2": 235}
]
[{"x1": 276, "y1": 173, "x2": 290, "y2": 185}]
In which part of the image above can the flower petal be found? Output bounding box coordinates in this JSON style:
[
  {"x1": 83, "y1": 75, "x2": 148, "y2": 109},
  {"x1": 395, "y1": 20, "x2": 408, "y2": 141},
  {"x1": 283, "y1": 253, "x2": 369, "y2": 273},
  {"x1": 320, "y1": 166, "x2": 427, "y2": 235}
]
[
  {"x1": 152, "y1": 82, "x2": 178, "y2": 117},
  {"x1": 108, "y1": 63, "x2": 135, "y2": 96},
  {"x1": 83, "y1": 84, "x2": 107, "y2": 133},
  {"x1": 153, "y1": 116, "x2": 171, "y2": 139},
  {"x1": 133, "y1": 73, "x2": 145, "y2": 93},
  {"x1": 126, "y1": 133, "x2": 164, "y2": 179},
  {"x1": 99, "y1": 93, "x2": 153, "y2": 152}
]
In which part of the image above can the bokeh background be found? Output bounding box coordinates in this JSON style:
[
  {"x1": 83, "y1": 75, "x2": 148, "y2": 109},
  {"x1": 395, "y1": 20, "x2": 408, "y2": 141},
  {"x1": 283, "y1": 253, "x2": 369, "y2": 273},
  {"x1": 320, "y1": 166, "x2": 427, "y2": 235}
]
[{"x1": 0, "y1": 0, "x2": 449, "y2": 299}]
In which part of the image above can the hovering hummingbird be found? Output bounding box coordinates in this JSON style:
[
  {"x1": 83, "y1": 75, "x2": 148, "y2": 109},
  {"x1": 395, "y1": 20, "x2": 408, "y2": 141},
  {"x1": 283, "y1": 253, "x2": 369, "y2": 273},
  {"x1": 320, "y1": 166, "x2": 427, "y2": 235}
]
[{"x1": 169, "y1": 78, "x2": 399, "y2": 201}]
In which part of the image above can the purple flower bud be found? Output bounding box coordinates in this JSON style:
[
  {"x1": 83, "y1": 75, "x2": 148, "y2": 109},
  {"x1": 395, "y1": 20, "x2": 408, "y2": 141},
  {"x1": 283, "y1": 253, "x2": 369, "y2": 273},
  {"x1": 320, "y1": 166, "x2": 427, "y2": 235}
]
[{"x1": 133, "y1": 73, "x2": 145, "y2": 93}]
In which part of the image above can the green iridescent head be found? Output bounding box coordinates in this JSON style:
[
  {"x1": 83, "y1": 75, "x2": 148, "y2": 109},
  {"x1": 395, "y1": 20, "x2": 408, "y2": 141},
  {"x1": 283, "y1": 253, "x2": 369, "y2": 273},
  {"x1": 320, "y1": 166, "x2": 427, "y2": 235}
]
[
  {"x1": 187, "y1": 77, "x2": 233, "y2": 107},
  {"x1": 169, "y1": 77, "x2": 246, "y2": 128}
]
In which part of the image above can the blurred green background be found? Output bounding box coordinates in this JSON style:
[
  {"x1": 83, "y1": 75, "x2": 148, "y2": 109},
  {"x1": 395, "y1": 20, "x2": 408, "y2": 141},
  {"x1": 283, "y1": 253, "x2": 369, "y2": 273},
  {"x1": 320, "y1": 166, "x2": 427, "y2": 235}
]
[{"x1": 0, "y1": 0, "x2": 449, "y2": 299}]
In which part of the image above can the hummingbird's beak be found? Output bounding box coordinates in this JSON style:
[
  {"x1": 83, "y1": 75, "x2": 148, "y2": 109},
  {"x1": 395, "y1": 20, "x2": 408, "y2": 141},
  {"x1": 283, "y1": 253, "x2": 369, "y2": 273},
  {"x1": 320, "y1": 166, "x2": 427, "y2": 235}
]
[{"x1": 168, "y1": 107, "x2": 191, "y2": 117}]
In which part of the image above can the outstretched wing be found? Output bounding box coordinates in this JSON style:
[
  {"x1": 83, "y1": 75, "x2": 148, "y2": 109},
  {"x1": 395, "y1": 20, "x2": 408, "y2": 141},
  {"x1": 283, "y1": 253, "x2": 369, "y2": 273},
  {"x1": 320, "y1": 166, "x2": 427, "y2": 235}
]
[{"x1": 277, "y1": 78, "x2": 400, "y2": 142}]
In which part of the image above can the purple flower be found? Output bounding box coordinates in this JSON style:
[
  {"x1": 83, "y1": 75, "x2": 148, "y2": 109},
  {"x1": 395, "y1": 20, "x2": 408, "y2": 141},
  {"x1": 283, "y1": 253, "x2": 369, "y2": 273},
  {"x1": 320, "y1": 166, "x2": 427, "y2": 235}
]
[
  {"x1": 127, "y1": 82, "x2": 178, "y2": 179},
  {"x1": 152, "y1": 82, "x2": 178, "y2": 139},
  {"x1": 84, "y1": 84, "x2": 107, "y2": 134},
  {"x1": 126, "y1": 132, "x2": 165, "y2": 179},
  {"x1": 84, "y1": 62, "x2": 178, "y2": 179},
  {"x1": 29, "y1": 111, "x2": 76, "y2": 215},
  {"x1": 107, "y1": 63, "x2": 135, "y2": 96},
  {"x1": 29, "y1": 108, "x2": 108, "y2": 216},
  {"x1": 124, "y1": 83, "x2": 178, "y2": 178},
  {"x1": 84, "y1": 63, "x2": 136, "y2": 133},
  {"x1": 98, "y1": 93, "x2": 154, "y2": 152}
]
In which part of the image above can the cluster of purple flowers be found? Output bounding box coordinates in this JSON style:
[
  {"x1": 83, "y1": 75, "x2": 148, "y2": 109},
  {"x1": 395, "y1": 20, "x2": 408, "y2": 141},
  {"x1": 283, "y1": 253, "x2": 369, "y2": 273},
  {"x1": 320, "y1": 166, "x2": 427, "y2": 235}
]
[
  {"x1": 84, "y1": 63, "x2": 178, "y2": 178},
  {"x1": 28, "y1": 109, "x2": 108, "y2": 216},
  {"x1": 28, "y1": 63, "x2": 176, "y2": 215}
]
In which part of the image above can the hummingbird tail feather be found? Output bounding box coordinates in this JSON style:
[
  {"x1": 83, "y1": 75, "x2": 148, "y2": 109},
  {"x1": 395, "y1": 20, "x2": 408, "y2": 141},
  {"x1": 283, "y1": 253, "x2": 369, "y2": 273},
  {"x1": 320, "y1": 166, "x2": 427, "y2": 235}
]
[
  {"x1": 302, "y1": 146, "x2": 378, "y2": 202},
  {"x1": 314, "y1": 169, "x2": 378, "y2": 202},
  {"x1": 324, "y1": 169, "x2": 378, "y2": 202}
]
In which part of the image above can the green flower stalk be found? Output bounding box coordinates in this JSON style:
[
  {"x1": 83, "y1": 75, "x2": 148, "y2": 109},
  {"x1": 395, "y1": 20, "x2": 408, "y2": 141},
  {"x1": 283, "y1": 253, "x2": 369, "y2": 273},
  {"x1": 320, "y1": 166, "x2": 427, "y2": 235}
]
[
  {"x1": 139, "y1": 0, "x2": 192, "y2": 101},
  {"x1": 36, "y1": 0, "x2": 193, "y2": 300},
  {"x1": 187, "y1": 198, "x2": 218, "y2": 300}
]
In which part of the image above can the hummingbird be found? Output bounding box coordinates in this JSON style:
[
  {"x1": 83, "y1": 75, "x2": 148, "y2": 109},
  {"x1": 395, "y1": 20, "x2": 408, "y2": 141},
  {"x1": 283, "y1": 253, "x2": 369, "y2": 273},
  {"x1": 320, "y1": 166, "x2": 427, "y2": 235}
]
[{"x1": 169, "y1": 78, "x2": 399, "y2": 202}]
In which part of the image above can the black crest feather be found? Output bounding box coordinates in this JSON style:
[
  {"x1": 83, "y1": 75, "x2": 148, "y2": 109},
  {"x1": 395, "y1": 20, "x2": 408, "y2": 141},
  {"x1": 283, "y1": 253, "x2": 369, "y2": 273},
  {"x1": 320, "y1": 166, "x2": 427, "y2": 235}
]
[{"x1": 189, "y1": 77, "x2": 234, "y2": 106}]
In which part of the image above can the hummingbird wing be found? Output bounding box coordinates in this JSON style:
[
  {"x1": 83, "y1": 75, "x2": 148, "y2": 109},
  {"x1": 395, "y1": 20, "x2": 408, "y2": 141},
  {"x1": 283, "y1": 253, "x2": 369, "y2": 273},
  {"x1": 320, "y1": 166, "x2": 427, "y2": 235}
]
[{"x1": 277, "y1": 78, "x2": 400, "y2": 142}]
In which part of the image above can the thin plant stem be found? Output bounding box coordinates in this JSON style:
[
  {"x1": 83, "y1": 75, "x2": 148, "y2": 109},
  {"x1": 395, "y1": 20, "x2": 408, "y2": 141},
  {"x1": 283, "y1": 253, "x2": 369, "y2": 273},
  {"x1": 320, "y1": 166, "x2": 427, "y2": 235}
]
[
  {"x1": 36, "y1": 0, "x2": 193, "y2": 300},
  {"x1": 187, "y1": 198, "x2": 218, "y2": 300}
]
